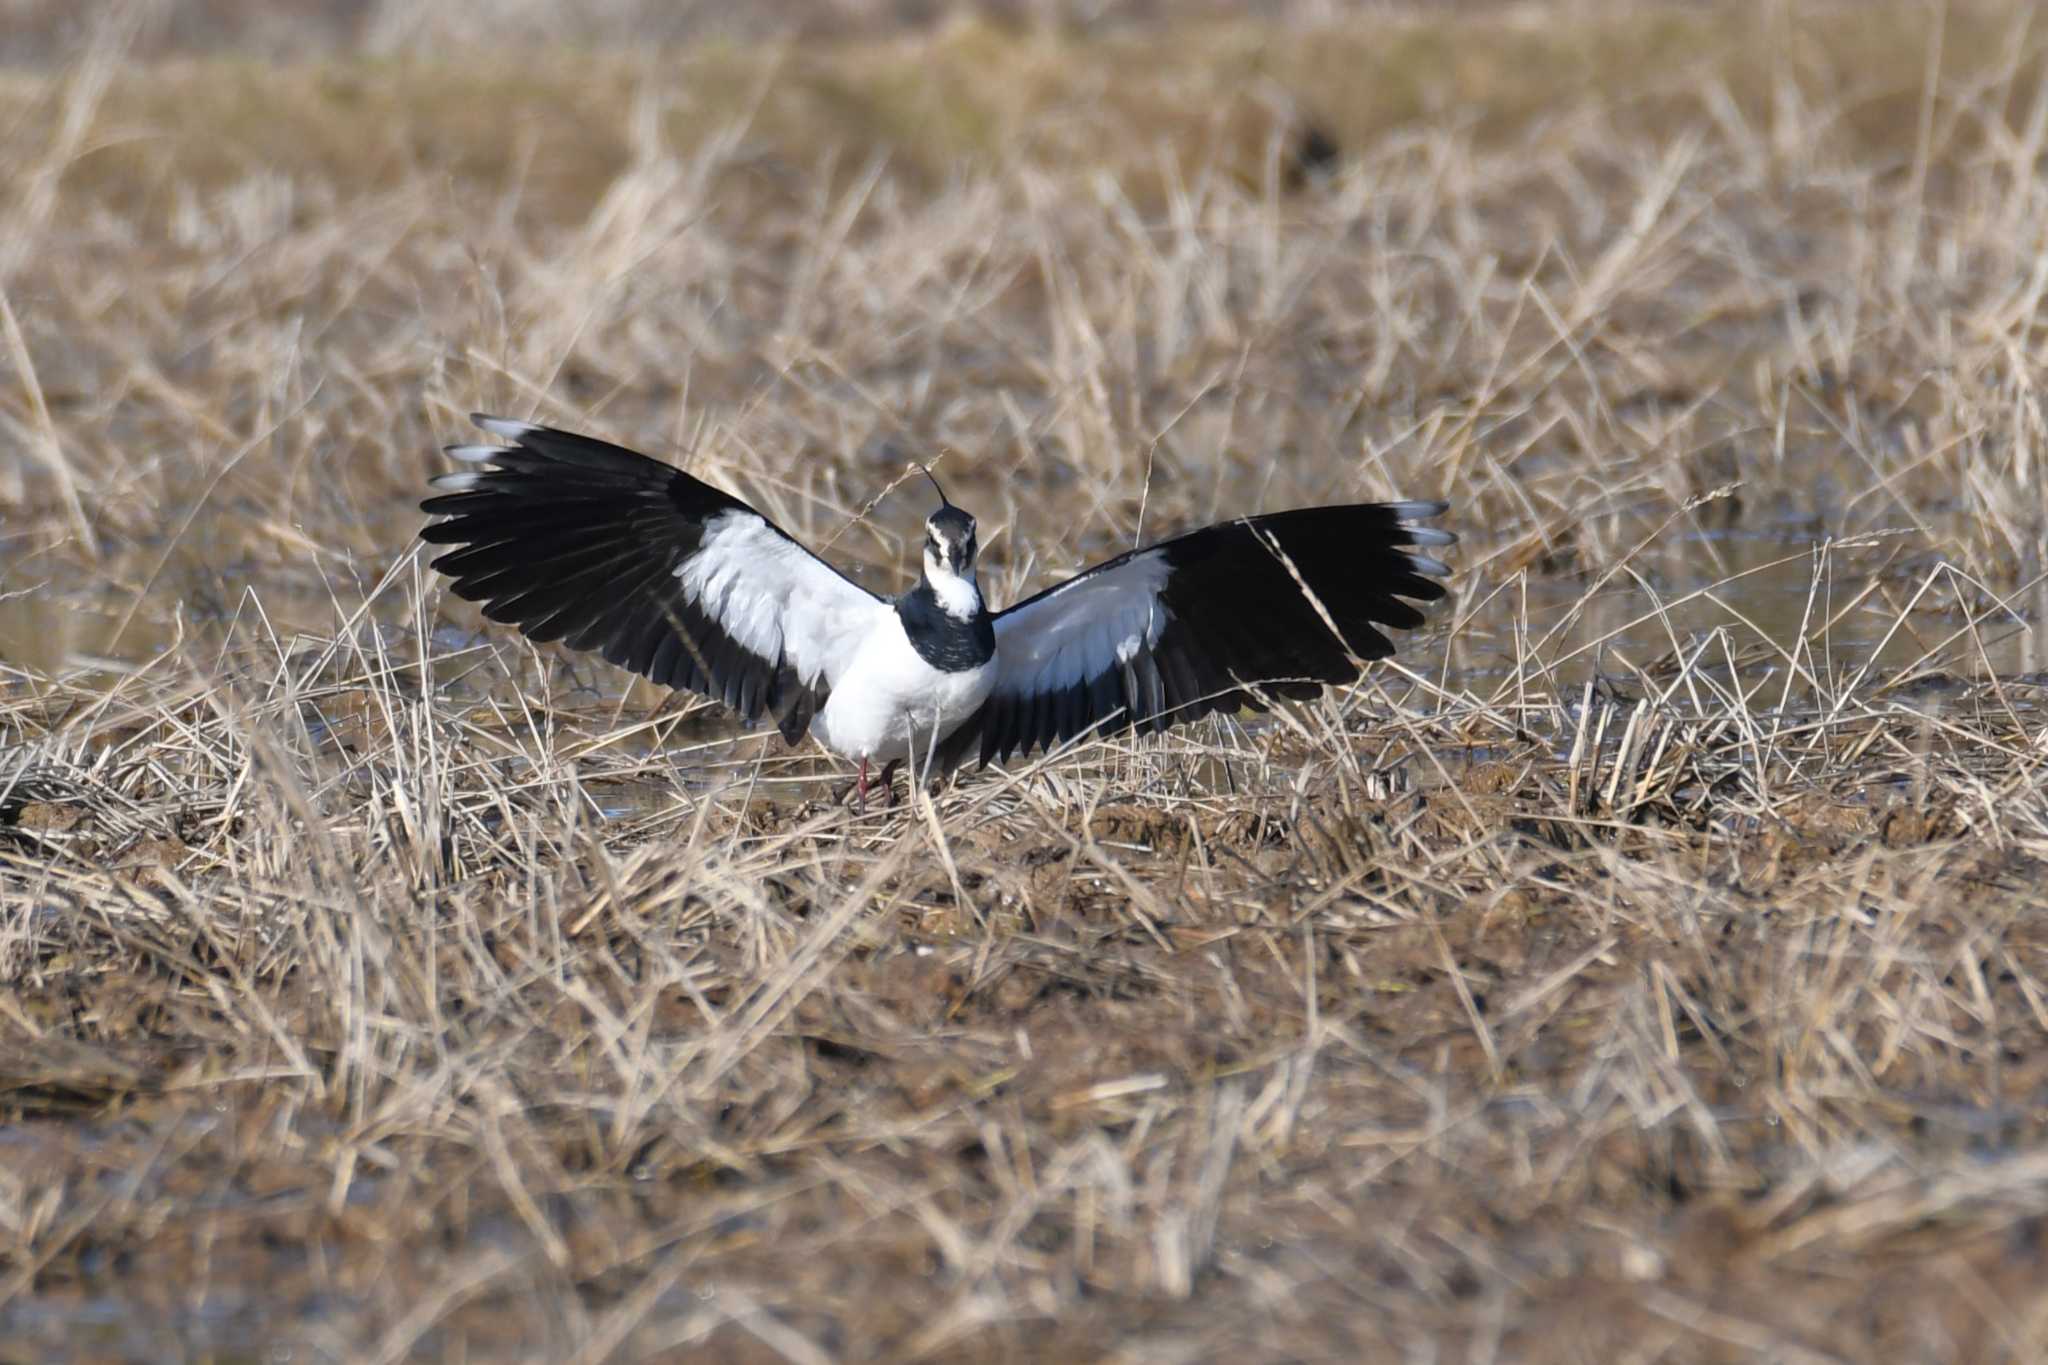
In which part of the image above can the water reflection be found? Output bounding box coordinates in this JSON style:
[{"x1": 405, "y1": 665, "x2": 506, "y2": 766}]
[
  {"x1": 2, "y1": 513, "x2": 2039, "y2": 732},
  {"x1": 1437, "y1": 522, "x2": 2045, "y2": 701}
]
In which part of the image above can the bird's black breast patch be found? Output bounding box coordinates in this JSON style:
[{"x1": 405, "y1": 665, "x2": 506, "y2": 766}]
[{"x1": 896, "y1": 584, "x2": 995, "y2": 673}]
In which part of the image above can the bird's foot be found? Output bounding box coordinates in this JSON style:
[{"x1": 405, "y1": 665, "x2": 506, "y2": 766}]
[
  {"x1": 833, "y1": 757, "x2": 871, "y2": 813},
  {"x1": 834, "y1": 760, "x2": 907, "y2": 813}
]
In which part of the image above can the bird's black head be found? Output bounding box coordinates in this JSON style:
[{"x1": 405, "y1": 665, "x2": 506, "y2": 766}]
[{"x1": 924, "y1": 504, "x2": 978, "y2": 576}]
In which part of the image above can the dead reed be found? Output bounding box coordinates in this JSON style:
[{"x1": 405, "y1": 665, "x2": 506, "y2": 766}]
[{"x1": 2, "y1": 2, "x2": 2046, "y2": 1359}]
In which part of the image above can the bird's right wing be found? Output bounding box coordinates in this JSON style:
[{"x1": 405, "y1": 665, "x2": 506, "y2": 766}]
[
  {"x1": 935, "y1": 502, "x2": 1453, "y2": 769},
  {"x1": 420, "y1": 415, "x2": 884, "y2": 743}
]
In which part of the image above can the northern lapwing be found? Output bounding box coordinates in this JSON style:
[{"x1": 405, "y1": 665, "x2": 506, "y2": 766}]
[{"x1": 421, "y1": 416, "x2": 1454, "y2": 805}]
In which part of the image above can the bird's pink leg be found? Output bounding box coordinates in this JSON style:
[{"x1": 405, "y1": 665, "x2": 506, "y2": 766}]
[{"x1": 856, "y1": 757, "x2": 869, "y2": 813}]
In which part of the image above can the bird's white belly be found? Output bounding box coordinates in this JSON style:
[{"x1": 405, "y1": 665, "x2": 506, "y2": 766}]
[{"x1": 812, "y1": 628, "x2": 995, "y2": 765}]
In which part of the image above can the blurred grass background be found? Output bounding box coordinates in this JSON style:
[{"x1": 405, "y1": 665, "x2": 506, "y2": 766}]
[{"x1": 4, "y1": 3, "x2": 2048, "y2": 1362}]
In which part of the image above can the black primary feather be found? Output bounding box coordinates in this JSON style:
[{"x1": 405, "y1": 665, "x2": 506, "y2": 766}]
[
  {"x1": 420, "y1": 416, "x2": 855, "y2": 744},
  {"x1": 935, "y1": 501, "x2": 1452, "y2": 770}
]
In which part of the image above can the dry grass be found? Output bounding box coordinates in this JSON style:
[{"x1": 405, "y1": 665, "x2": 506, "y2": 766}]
[{"x1": 3, "y1": 1, "x2": 2048, "y2": 1360}]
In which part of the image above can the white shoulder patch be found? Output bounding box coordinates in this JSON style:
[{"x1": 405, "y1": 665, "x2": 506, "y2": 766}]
[
  {"x1": 674, "y1": 512, "x2": 789, "y2": 662},
  {"x1": 992, "y1": 548, "x2": 1171, "y2": 696},
  {"x1": 672, "y1": 510, "x2": 890, "y2": 690}
]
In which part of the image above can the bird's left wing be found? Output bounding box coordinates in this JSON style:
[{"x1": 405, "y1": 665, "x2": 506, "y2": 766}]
[
  {"x1": 420, "y1": 415, "x2": 883, "y2": 743},
  {"x1": 934, "y1": 501, "x2": 1453, "y2": 770}
]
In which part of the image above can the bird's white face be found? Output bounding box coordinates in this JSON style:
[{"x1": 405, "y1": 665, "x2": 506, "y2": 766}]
[
  {"x1": 922, "y1": 507, "x2": 982, "y2": 619},
  {"x1": 923, "y1": 508, "x2": 978, "y2": 575}
]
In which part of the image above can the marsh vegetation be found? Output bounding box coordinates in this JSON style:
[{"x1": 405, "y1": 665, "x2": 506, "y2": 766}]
[{"x1": 2, "y1": 2, "x2": 2046, "y2": 1359}]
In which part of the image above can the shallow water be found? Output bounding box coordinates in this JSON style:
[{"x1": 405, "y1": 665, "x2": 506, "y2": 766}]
[
  {"x1": 3, "y1": 508, "x2": 2039, "y2": 746},
  {"x1": 1439, "y1": 519, "x2": 2046, "y2": 700}
]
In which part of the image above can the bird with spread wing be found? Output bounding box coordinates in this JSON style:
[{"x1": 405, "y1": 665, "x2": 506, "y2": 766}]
[{"x1": 421, "y1": 416, "x2": 1453, "y2": 804}]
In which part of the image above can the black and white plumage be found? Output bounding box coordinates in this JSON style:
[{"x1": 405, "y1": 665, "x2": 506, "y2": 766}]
[{"x1": 420, "y1": 415, "x2": 1453, "y2": 793}]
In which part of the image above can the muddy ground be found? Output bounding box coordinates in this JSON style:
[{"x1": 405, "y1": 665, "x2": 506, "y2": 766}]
[{"x1": 3, "y1": 2, "x2": 2048, "y2": 1360}]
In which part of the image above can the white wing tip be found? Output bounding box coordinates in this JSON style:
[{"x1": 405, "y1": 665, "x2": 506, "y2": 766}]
[
  {"x1": 471, "y1": 413, "x2": 542, "y2": 439},
  {"x1": 444, "y1": 443, "x2": 506, "y2": 464},
  {"x1": 1389, "y1": 500, "x2": 1456, "y2": 547},
  {"x1": 1406, "y1": 552, "x2": 1451, "y2": 577},
  {"x1": 430, "y1": 470, "x2": 487, "y2": 491}
]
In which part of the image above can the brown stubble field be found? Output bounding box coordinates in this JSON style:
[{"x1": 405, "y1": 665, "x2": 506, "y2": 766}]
[{"x1": 2, "y1": 1, "x2": 2048, "y2": 1359}]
